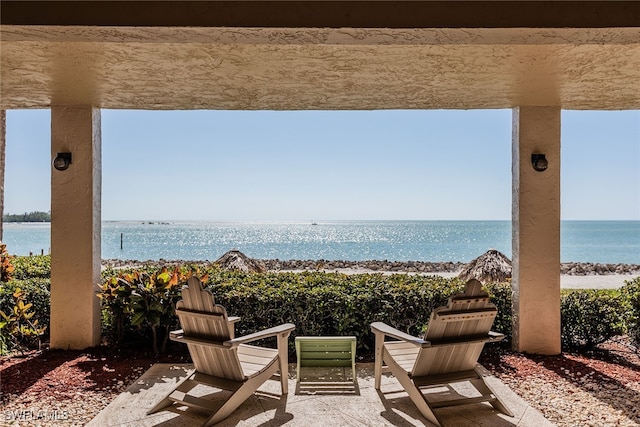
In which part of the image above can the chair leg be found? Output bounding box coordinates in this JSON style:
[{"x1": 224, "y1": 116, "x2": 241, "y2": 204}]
[
  {"x1": 147, "y1": 371, "x2": 195, "y2": 415},
  {"x1": 203, "y1": 365, "x2": 279, "y2": 427},
  {"x1": 384, "y1": 351, "x2": 442, "y2": 427},
  {"x1": 471, "y1": 367, "x2": 514, "y2": 417},
  {"x1": 277, "y1": 333, "x2": 290, "y2": 393},
  {"x1": 394, "y1": 373, "x2": 441, "y2": 426},
  {"x1": 351, "y1": 338, "x2": 357, "y2": 383},
  {"x1": 373, "y1": 331, "x2": 384, "y2": 389}
]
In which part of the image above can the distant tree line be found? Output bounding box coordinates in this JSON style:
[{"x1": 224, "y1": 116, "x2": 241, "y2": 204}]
[{"x1": 3, "y1": 211, "x2": 51, "y2": 222}]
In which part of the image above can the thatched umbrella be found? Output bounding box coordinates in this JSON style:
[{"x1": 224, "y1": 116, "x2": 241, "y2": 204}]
[
  {"x1": 214, "y1": 249, "x2": 266, "y2": 273},
  {"x1": 458, "y1": 249, "x2": 512, "y2": 283}
]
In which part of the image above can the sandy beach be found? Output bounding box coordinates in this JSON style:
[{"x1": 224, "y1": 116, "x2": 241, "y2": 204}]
[
  {"x1": 304, "y1": 268, "x2": 637, "y2": 289},
  {"x1": 414, "y1": 271, "x2": 638, "y2": 289},
  {"x1": 557, "y1": 274, "x2": 637, "y2": 289}
]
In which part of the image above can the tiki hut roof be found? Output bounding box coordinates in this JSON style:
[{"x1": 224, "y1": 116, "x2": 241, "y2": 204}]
[
  {"x1": 458, "y1": 249, "x2": 512, "y2": 283},
  {"x1": 214, "y1": 249, "x2": 266, "y2": 273}
]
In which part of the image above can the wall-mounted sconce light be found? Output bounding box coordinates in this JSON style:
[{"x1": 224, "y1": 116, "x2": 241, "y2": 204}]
[
  {"x1": 531, "y1": 153, "x2": 548, "y2": 172},
  {"x1": 53, "y1": 152, "x2": 72, "y2": 171}
]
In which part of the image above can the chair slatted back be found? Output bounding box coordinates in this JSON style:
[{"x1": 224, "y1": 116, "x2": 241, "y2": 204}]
[
  {"x1": 296, "y1": 337, "x2": 356, "y2": 368},
  {"x1": 176, "y1": 277, "x2": 244, "y2": 380},
  {"x1": 413, "y1": 279, "x2": 497, "y2": 376}
]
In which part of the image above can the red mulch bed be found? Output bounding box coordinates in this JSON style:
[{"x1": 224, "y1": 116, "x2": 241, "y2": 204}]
[
  {"x1": 1, "y1": 345, "x2": 190, "y2": 402},
  {"x1": 480, "y1": 337, "x2": 640, "y2": 384},
  {"x1": 480, "y1": 337, "x2": 640, "y2": 425},
  {"x1": 1, "y1": 338, "x2": 639, "y2": 425}
]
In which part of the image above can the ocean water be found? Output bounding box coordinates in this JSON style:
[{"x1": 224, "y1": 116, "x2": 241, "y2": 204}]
[{"x1": 2, "y1": 220, "x2": 639, "y2": 264}]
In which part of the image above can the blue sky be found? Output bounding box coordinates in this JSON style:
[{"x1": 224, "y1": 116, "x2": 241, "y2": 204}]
[{"x1": 4, "y1": 109, "x2": 639, "y2": 221}]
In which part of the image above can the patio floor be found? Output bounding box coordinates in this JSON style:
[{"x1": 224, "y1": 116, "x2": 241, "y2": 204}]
[{"x1": 88, "y1": 363, "x2": 552, "y2": 426}]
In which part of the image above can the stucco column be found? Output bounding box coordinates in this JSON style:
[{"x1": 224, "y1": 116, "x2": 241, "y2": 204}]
[
  {"x1": 0, "y1": 110, "x2": 5, "y2": 241},
  {"x1": 512, "y1": 107, "x2": 561, "y2": 355},
  {"x1": 50, "y1": 106, "x2": 101, "y2": 349}
]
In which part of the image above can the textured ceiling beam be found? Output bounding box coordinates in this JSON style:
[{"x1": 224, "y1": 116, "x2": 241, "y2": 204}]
[{"x1": 3, "y1": 1, "x2": 640, "y2": 29}]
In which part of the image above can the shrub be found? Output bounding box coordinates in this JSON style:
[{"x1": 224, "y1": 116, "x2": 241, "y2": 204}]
[
  {"x1": 0, "y1": 242, "x2": 15, "y2": 282},
  {"x1": 0, "y1": 278, "x2": 50, "y2": 337},
  {"x1": 9, "y1": 257, "x2": 639, "y2": 357},
  {"x1": 560, "y1": 289, "x2": 628, "y2": 350},
  {"x1": 0, "y1": 248, "x2": 50, "y2": 353},
  {"x1": 0, "y1": 287, "x2": 47, "y2": 354},
  {"x1": 484, "y1": 281, "x2": 513, "y2": 341},
  {"x1": 621, "y1": 277, "x2": 640, "y2": 350},
  {"x1": 0, "y1": 246, "x2": 50, "y2": 354},
  {"x1": 482, "y1": 282, "x2": 631, "y2": 351},
  {"x1": 98, "y1": 266, "x2": 206, "y2": 353},
  {"x1": 99, "y1": 267, "x2": 472, "y2": 356},
  {"x1": 11, "y1": 255, "x2": 51, "y2": 280},
  {"x1": 138, "y1": 269, "x2": 475, "y2": 356}
]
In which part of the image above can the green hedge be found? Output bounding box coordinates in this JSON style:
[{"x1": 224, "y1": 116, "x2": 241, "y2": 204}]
[
  {"x1": 0, "y1": 278, "x2": 51, "y2": 333},
  {"x1": 2, "y1": 257, "x2": 639, "y2": 355},
  {"x1": 483, "y1": 282, "x2": 513, "y2": 342},
  {"x1": 0, "y1": 278, "x2": 51, "y2": 353},
  {"x1": 483, "y1": 283, "x2": 635, "y2": 351},
  {"x1": 96, "y1": 267, "x2": 466, "y2": 355},
  {"x1": 622, "y1": 277, "x2": 640, "y2": 349},
  {"x1": 0, "y1": 256, "x2": 53, "y2": 350},
  {"x1": 203, "y1": 270, "x2": 464, "y2": 355},
  {"x1": 11, "y1": 255, "x2": 51, "y2": 280},
  {"x1": 99, "y1": 267, "x2": 638, "y2": 354},
  {"x1": 560, "y1": 289, "x2": 628, "y2": 349}
]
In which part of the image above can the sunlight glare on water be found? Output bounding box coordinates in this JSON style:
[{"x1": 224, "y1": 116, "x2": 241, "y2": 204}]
[{"x1": 2, "y1": 220, "x2": 639, "y2": 264}]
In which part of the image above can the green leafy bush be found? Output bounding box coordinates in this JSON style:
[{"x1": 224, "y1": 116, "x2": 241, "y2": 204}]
[
  {"x1": 11, "y1": 255, "x2": 51, "y2": 280},
  {"x1": 0, "y1": 243, "x2": 15, "y2": 282},
  {"x1": 5, "y1": 255, "x2": 639, "y2": 357},
  {"x1": 0, "y1": 287, "x2": 47, "y2": 354},
  {"x1": 560, "y1": 289, "x2": 629, "y2": 349},
  {"x1": 99, "y1": 267, "x2": 473, "y2": 356},
  {"x1": 0, "y1": 247, "x2": 49, "y2": 354},
  {"x1": 474, "y1": 282, "x2": 631, "y2": 351},
  {"x1": 98, "y1": 266, "x2": 207, "y2": 353},
  {"x1": 484, "y1": 281, "x2": 513, "y2": 342},
  {"x1": 0, "y1": 278, "x2": 50, "y2": 334},
  {"x1": 621, "y1": 277, "x2": 640, "y2": 350}
]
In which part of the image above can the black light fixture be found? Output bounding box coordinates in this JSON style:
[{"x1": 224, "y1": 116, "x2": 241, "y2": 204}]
[
  {"x1": 531, "y1": 153, "x2": 548, "y2": 172},
  {"x1": 53, "y1": 152, "x2": 72, "y2": 171}
]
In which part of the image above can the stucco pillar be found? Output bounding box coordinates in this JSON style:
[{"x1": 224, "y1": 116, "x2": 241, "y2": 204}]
[
  {"x1": 512, "y1": 107, "x2": 561, "y2": 355},
  {"x1": 50, "y1": 106, "x2": 101, "y2": 349},
  {"x1": 0, "y1": 110, "x2": 5, "y2": 241}
]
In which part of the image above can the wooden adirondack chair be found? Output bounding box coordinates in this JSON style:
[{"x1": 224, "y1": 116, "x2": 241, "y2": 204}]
[
  {"x1": 148, "y1": 277, "x2": 295, "y2": 426},
  {"x1": 370, "y1": 279, "x2": 513, "y2": 426}
]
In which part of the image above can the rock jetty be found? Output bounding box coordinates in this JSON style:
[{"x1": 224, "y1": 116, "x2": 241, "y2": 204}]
[
  {"x1": 260, "y1": 259, "x2": 464, "y2": 273},
  {"x1": 560, "y1": 261, "x2": 640, "y2": 275},
  {"x1": 101, "y1": 258, "x2": 640, "y2": 276}
]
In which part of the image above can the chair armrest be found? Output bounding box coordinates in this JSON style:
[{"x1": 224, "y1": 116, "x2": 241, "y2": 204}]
[
  {"x1": 370, "y1": 322, "x2": 428, "y2": 346},
  {"x1": 225, "y1": 323, "x2": 295, "y2": 348},
  {"x1": 170, "y1": 329, "x2": 184, "y2": 339},
  {"x1": 488, "y1": 331, "x2": 505, "y2": 341},
  {"x1": 169, "y1": 330, "x2": 228, "y2": 348},
  {"x1": 227, "y1": 316, "x2": 241, "y2": 339},
  {"x1": 425, "y1": 331, "x2": 506, "y2": 349}
]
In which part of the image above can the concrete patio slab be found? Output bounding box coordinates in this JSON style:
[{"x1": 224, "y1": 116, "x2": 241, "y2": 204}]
[{"x1": 88, "y1": 364, "x2": 552, "y2": 427}]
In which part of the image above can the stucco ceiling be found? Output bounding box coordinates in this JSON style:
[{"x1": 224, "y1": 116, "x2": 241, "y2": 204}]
[{"x1": 1, "y1": 26, "x2": 639, "y2": 110}]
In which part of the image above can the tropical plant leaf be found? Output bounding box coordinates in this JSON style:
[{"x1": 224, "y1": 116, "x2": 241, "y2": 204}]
[
  {"x1": 167, "y1": 268, "x2": 179, "y2": 288},
  {"x1": 131, "y1": 311, "x2": 145, "y2": 326}
]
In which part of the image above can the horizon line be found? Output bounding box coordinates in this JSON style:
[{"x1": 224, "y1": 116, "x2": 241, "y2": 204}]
[{"x1": 7, "y1": 218, "x2": 639, "y2": 223}]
